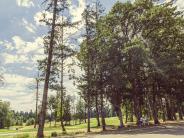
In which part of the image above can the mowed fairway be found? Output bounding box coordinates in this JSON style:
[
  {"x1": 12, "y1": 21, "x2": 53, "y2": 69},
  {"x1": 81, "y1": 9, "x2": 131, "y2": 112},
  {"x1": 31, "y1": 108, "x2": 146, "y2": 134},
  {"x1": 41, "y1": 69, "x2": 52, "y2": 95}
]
[
  {"x1": 0, "y1": 117, "x2": 120, "y2": 138},
  {"x1": 0, "y1": 117, "x2": 184, "y2": 138}
]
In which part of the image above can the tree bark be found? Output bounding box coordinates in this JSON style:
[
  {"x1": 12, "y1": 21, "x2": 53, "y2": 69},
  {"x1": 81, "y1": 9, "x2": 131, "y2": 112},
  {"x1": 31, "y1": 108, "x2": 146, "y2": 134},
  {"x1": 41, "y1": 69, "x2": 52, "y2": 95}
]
[
  {"x1": 100, "y1": 93, "x2": 106, "y2": 131},
  {"x1": 125, "y1": 101, "x2": 128, "y2": 123},
  {"x1": 133, "y1": 79, "x2": 142, "y2": 125},
  {"x1": 95, "y1": 94, "x2": 100, "y2": 127},
  {"x1": 130, "y1": 101, "x2": 134, "y2": 122},
  {"x1": 37, "y1": 0, "x2": 57, "y2": 137},
  {"x1": 178, "y1": 102, "x2": 183, "y2": 120},
  {"x1": 115, "y1": 105, "x2": 124, "y2": 128},
  {"x1": 87, "y1": 95, "x2": 91, "y2": 132},
  {"x1": 34, "y1": 77, "x2": 39, "y2": 129},
  {"x1": 60, "y1": 14, "x2": 66, "y2": 132},
  {"x1": 166, "y1": 96, "x2": 176, "y2": 121},
  {"x1": 152, "y1": 86, "x2": 160, "y2": 125},
  {"x1": 85, "y1": 105, "x2": 87, "y2": 123}
]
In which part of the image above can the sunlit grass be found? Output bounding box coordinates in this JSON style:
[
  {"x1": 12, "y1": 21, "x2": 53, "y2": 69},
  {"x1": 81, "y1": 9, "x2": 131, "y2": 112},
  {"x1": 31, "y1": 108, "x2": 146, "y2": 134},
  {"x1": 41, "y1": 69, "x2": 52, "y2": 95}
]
[{"x1": 0, "y1": 117, "x2": 121, "y2": 137}]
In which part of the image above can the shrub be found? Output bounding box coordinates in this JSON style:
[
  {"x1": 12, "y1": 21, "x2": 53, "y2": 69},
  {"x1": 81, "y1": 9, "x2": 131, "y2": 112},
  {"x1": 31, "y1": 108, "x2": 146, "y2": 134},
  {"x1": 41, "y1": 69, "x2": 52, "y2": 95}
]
[
  {"x1": 51, "y1": 132, "x2": 58, "y2": 137},
  {"x1": 25, "y1": 118, "x2": 35, "y2": 126}
]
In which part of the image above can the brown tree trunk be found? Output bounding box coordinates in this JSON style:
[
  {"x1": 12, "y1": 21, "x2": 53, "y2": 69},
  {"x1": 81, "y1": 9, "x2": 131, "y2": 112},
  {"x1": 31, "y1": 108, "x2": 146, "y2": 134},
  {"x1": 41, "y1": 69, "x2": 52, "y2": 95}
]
[
  {"x1": 60, "y1": 94, "x2": 65, "y2": 132},
  {"x1": 100, "y1": 93, "x2": 106, "y2": 131},
  {"x1": 95, "y1": 94, "x2": 100, "y2": 127},
  {"x1": 87, "y1": 95, "x2": 91, "y2": 132},
  {"x1": 37, "y1": 0, "x2": 57, "y2": 137},
  {"x1": 153, "y1": 92, "x2": 160, "y2": 125},
  {"x1": 85, "y1": 105, "x2": 87, "y2": 123},
  {"x1": 160, "y1": 98, "x2": 166, "y2": 122},
  {"x1": 115, "y1": 105, "x2": 124, "y2": 128},
  {"x1": 151, "y1": 80, "x2": 160, "y2": 125},
  {"x1": 133, "y1": 80, "x2": 142, "y2": 125},
  {"x1": 130, "y1": 101, "x2": 134, "y2": 122},
  {"x1": 34, "y1": 77, "x2": 39, "y2": 129},
  {"x1": 177, "y1": 100, "x2": 183, "y2": 120},
  {"x1": 133, "y1": 96, "x2": 141, "y2": 125},
  {"x1": 54, "y1": 113, "x2": 57, "y2": 127},
  {"x1": 166, "y1": 96, "x2": 175, "y2": 121},
  {"x1": 60, "y1": 14, "x2": 66, "y2": 132},
  {"x1": 125, "y1": 101, "x2": 128, "y2": 123}
]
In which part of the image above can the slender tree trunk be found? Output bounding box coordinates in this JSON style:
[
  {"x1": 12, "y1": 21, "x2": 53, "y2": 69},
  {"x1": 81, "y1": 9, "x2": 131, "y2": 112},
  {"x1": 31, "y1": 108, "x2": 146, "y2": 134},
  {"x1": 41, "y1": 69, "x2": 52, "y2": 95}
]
[
  {"x1": 100, "y1": 92, "x2": 106, "y2": 131},
  {"x1": 37, "y1": 0, "x2": 57, "y2": 137},
  {"x1": 133, "y1": 80, "x2": 142, "y2": 125},
  {"x1": 54, "y1": 111, "x2": 57, "y2": 127},
  {"x1": 60, "y1": 14, "x2": 66, "y2": 132},
  {"x1": 60, "y1": 98, "x2": 65, "y2": 132},
  {"x1": 85, "y1": 105, "x2": 87, "y2": 123},
  {"x1": 87, "y1": 95, "x2": 91, "y2": 132},
  {"x1": 95, "y1": 95, "x2": 100, "y2": 127},
  {"x1": 166, "y1": 98, "x2": 174, "y2": 120},
  {"x1": 34, "y1": 77, "x2": 39, "y2": 129},
  {"x1": 125, "y1": 101, "x2": 128, "y2": 123},
  {"x1": 152, "y1": 83, "x2": 160, "y2": 125},
  {"x1": 133, "y1": 96, "x2": 141, "y2": 125},
  {"x1": 160, "y1": 98, "x2": 166, "y2": 122},
  {"x1": 130, "y1": 101, "x2": 134, "y2": 122},
  {"x1": 178, "y1": 102, "x2": 183, "y2": 120},
  {"x1": 85, "y1": 7, "x2": 91, "y2": 133},
  {"x1": 171, "y1": 99, "x2": 177, "y2": 120},
  {"x1": 115, "y1": 105, "x2": 124, "y2": 128},
  {"x1": 50, "y1": 112, "x2": 52, "y2": 127},
  {"x1": 118, "y1": 108, "x2": 124, "y2": 128}
]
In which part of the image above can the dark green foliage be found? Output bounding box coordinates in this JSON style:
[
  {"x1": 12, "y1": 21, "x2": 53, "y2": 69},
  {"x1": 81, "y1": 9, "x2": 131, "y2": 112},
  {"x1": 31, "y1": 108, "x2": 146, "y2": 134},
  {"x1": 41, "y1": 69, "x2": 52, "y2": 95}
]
[{"x1": 78, "y1": 0, "x2": 184, "y2": 128}]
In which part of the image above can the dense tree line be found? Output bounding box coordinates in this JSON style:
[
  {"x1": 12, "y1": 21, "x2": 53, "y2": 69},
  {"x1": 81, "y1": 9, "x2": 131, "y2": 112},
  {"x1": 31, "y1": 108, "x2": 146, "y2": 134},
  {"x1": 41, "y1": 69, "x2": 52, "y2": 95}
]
[
  {"x1": 0, "y1": 100, "x2": 11, "y2": 129},
  {"x1": 77, "y1": 0, "x2": 184, "y2": 131},
  {"x1": 0, "y1": 100, "x2": 37, "y2": 129}
]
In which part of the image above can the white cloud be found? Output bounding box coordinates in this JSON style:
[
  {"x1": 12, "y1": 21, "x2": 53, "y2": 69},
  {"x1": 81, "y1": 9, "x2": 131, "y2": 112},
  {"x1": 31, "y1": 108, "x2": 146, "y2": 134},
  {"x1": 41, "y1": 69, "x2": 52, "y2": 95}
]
[
  {"x1": 12, "y1": 36, "x2": 25, "y2": 50},
  {"x1": 10, "y1": 35, "x2": 43, "y2": 54},
  {"x1": 21, "y1": 18, "x2": 36, "y2": 33},
  {"x1": 16, "y1": 0, "x2": 34, "y2": 7},
  {"x1": 0, "y1": 73, "x2": 35, "y2": 111},
  {"x1": 0, "y1": 37, "x2": 44, "y2": 66},
  {"x1": 2, "y1": 53, "x2": 18, "y2": 64},
  {"x1": 69, "y1": 0, "x2": 86, "y2": 22},
  {"x1": 175, "y1": 0, "x2": 184, "y2": 10},
  {"x1": 34, "y1": 11, "x2": 53, "y2": 26},
  {"x1": 1, "y1": 53, "x2": 29, "y2": 64}
]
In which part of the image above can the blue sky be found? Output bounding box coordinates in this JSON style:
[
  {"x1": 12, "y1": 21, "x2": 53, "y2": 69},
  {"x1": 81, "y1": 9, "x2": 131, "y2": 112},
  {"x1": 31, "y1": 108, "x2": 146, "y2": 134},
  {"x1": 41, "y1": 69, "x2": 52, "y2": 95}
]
[
  {"x1": 0, "y1": 0, "x2": 129, "y2": 111},
  {"x1": 0, "y1": 0, "x2": 183, "y2": 111}
]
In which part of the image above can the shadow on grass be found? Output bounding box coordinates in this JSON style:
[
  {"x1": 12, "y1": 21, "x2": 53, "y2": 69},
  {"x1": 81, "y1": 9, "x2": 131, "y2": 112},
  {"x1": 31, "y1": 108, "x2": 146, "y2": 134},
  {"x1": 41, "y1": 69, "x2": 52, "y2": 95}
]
[{"x1": 91, "y1": 121, "x2": 184, "y2": 136}]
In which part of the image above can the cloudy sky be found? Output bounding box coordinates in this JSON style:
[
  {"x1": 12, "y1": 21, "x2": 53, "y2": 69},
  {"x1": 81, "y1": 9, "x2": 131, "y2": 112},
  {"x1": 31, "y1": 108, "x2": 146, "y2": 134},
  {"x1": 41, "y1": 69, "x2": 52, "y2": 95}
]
[
  {"x1": 0, "y1": 0, "x2": 129, "y2": 112},
  {"x1": 0, "y1": 0, "x2": 183, "y2": 112}
]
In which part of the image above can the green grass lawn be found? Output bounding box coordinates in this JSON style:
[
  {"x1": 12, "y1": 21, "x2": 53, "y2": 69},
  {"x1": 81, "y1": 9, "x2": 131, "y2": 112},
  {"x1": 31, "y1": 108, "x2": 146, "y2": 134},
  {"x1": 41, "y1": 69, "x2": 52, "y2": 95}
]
[
  {"x1": 0, "y1": 116, "x2": 171, "y2": 138},
  {"x1": 0, "y1": 117, "x2": 121, "y2": 138}
]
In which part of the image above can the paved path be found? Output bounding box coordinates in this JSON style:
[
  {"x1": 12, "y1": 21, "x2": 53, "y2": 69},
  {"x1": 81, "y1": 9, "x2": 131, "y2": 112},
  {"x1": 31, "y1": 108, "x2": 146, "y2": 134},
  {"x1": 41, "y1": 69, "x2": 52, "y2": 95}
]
[{"x1": 90, "y1": 124, "x2": 184, "y2": 138}]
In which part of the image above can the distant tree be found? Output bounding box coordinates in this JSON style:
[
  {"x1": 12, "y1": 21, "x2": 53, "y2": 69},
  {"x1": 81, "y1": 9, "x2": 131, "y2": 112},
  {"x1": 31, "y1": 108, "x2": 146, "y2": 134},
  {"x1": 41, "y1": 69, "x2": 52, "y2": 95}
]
[
  {"x1": 75, "y1": 98, "x2": 86, "y2": 124},
  {"x1": 48, "y1": 95, "x2": 57, "y2": 127},
  {"x1": 63, "y1": 95, "x2": 72, "y2": 125},
  {"x1": 0, "y1": 101, "x2": 11, "y2": 129}
]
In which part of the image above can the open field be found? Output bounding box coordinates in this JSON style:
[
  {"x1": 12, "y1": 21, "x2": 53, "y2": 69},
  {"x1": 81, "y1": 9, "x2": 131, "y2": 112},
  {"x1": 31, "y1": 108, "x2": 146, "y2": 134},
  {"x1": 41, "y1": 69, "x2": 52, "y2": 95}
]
[
  {"x1": 0, "y1": 117, "x2": 184, "y2": 138},
  {"x1": 0, "y1": 117, "x2": 120, "y2": 138}
]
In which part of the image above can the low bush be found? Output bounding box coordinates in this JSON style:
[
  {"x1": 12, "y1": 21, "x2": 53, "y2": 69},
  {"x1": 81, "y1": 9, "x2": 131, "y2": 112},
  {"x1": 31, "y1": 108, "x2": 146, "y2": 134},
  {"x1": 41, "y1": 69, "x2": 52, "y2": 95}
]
[
  {"x1": 51, "y1": 132, "x2": 58, "y2": 137},
  {"x1": 25, "y1": 118, "x2": 35, "y2": 126}
]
